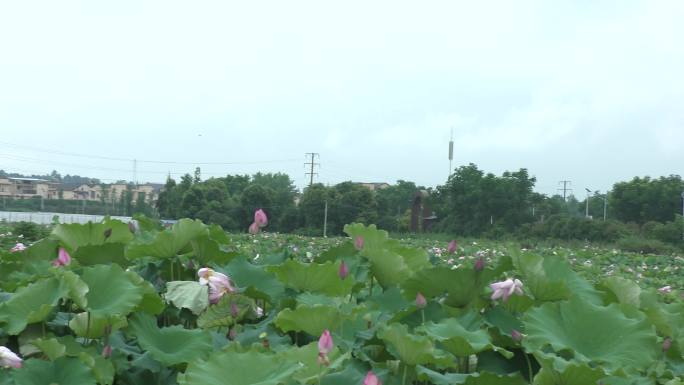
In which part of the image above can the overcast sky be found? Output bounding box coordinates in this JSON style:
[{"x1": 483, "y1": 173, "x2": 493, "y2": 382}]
[{"x1": 1, "y1": 1, "x2": 682, "y2": 196}]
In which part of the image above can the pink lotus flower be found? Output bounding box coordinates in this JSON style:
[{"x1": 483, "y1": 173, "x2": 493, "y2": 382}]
[
  {"x1": 318, "y1": 329, "x2": 333, "y2": 365},
  {"x1": 511, "y1": 329, "x2": 523, "y2": 342},
  {"x1": 663, "y1": 337, "x2": 672, "y2": 352},
  {"x1": 415, "y1": 292, "x2": 427, "y2": 308},
  {"x1": 248, "y1": 222, "x2": 260, "y2": 235},
  {"x1": 354, "y1": 236, "x2": 364, "y2": 250},
  {"x1": 52, "y1": 247, "x2": 71, "y2": 267},
  {"x1": 490, "y1": 278, "x2": 523, "y2": 302},
  {"x1": 197, "y1": 267, "x2": 236, "y2": 304},
  {"x1": 10, "y1": 243, "x2": 26, "y2": 253},
  {"x1": 447, "y1": 240, "x2": 457, "y2": 254},
  {"x1": 363, "y1": 371, "x2": 382, "y2": 385},
  {"x1": 0, "y1": 346, "x2": 22, "y2": 368},
  {"x1": 658, "y1": 285, "x2": 672, "y2": 294},
  {"x1": 338, "y1": 261, "x2": 349, "y2": 280},
  {"x1": 254, "y1": 209, "x2": 268, "y2": 227}
]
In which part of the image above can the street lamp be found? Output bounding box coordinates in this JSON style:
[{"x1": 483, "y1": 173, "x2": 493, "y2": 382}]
[{"x1": 585, "y1": 188, "x2": 591, "y2": 218}]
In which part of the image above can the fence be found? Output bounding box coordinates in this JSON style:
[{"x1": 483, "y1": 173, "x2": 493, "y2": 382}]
[{"x1": 0, "y1": 211, "x2": 133, "y2": 225}]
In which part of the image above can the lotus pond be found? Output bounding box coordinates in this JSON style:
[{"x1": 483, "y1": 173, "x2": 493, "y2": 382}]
[{"x1": 0, "y1": 218, "x2": 683, "y2": 384}]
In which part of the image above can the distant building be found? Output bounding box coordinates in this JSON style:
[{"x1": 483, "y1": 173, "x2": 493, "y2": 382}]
[
  {"x1": 357, "y1": 182, "x2": 390, "y2": 191},
  {"x1": 0, "y1": 178, "x2": 162, "y2": 205}
]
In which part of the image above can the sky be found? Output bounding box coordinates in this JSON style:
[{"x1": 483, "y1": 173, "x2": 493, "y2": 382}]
[{"x1": 0, "y1": 1, "x2": 682, "y2": 196}]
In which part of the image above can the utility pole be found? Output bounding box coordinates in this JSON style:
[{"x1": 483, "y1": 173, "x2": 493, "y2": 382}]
[
  {"x1": 323, "y1": 200, "x2": 328, "y2": 238},
  {"x1": 681, "y1": 192, "x2": 684, "y2": 241},
  {"x1": 133, "y1": 159, "x2": 138, "y2": 186},
  {"x1": 304, "y1": 153, "x2": 319, "y2": 187},
  {"x1": 558, "y1": 180, "x2": 572, "y2": 201}
]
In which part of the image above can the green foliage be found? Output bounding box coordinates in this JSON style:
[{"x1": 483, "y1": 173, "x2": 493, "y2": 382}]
[
  {"x1": 1, "y1": 216, "x2": 682, "y2": 384},
  {"x1": 127, "y1": 313, "x2": 213, "y2": 366}
]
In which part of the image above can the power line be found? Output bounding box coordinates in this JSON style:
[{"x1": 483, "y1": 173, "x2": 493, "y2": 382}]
[
  {"x1": 304, "y1": 153, "x2": 319, "y2": 187},
  {"x1": 0, "y1": 141, "x2": 300, "y2": 165}
]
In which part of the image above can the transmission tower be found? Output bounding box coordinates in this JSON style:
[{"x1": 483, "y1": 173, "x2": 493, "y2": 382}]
[
  {"x1": 558, "y1": 180, "x2": 573, "y2": 201},
  {"x1": 304, "y1": 153, "x2": 319, "y2": 187}
]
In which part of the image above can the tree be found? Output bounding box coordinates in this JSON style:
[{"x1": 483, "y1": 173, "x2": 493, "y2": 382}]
[
  {"x1": 436, "y1": 163, "x2": 537, "y2": 235},
  {"x1": 610, "y1": 175, "x2": 684, "y2": 224}
]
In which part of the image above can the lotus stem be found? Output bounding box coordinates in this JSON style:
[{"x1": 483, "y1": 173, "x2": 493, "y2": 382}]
[
  {"x1": 524, "y1": 352, "x2": 533, "y2": 382},
  {"x1": 401, "y1": 364, "x2": 407, "y2": 385}
]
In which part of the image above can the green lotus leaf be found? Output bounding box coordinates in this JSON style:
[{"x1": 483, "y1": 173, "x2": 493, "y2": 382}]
[
  {"x1": 402, "y1": 266, "x2": 491, "y2": 307},
  {"x1": 127, "y1": 313, "x2": 213, "y2": 366},
  {"x1": 385, "y1": 241, "x2": 430, "y2": 272},
  {"x1": 51, "y1": 219, "x2": 133, "y2": 250},
  {"x1": 81, "y1": 264, "x2": 144, "y2": 317},
  {"x1": 126, "y1": 218, "x2": 208, "y2": 259},
  {"x1": 514, "y1": 253, "x2": 601, "y2": 304},
  {"x1": 277, "y1": 342, "x2": 345, "y2": 383},
  {"x1": 78, "y1": 351, "x2": 115, "y2": 385},
  {"x1": 343, "y1": 223, "x2": 389, "y2": 251},
  {"x1": 191, "y1": 234, "x2": 237, "y2": 265},
  {"x1": 268, "y1": 259, "x2": 353, "y2": 296},
  {"x1": 125, "y1": 270, "x2": 165, "y2": 315},
  {"x1": 31, "y1": 338, "x2": 66, "y2": 360},
  {"x1": 12, "y1": 357, "x2": 96, "y2": 385},
  {"x1": 59, "y1": 270, "x2": 89, "y2": 309},
  {"x1": 197, "y1": 293, "x2": 255, "y2": 329},
  {"x1": 275, "y1": 304, "x2": 342, "y2": 336},
  {"x1": 364, "y1": 248, "x2": 410, "y2": 288},
  {"x1": 221, "y1": 256, "x2": 285, "y2": 303},
  {"x1": 73, "y1": 243, "x2": 129, "y2": 266},
  {"x1": 165, "y1": 281, "x2": 209, "y2": 315},
  {"x1": 532, "y1": 362, "x2": 606, "y2": 385},
  {"x1": 377, "y1": 322, "x2": 439, "y2": 366},
  {"x1": 317, "y1": 242, "x2": 358, "y2": 263},
  {"x1": 523, "y1": 298, "x2": 658, "y2": 373},
  {"x1": 69, "y1": 312, "x2": 127, "y2": 338},
  {"x1": 177, "y1": 349, "x2": 303, "y2": 385},
  {"x1": 416, "y1": 366, "x2": 527, "y2": 385},
  {"x1": 418, "y1": 315, "x2": 513, "y2": 358},
  {"x1": 320, "y1": 359, "x2": 367, "y2": 385},
  {"x1": 599, "y1": 277, "x2": 641, "y2": 306},
  {"x1": 0, "y1": 277, "x2": 68, "y2": 335}
]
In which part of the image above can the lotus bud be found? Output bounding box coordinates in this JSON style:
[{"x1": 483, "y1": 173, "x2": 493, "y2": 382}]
[
  {"x1": 363, "y1": 371, "x2": 382, "y2": 385},
  {"x1": 248, "y1": 222, "x2": 259, "y2": 235},
  {"x1": 318, "y1": 329, "x2": 333, "y2": 366},
  {"x1": 354, "y1": 236, "x2": 364, "y2": 250},
  {"x1": 102, "y1": 345, "x2": 112, "y2": 359},
  {"x1": 663, "y1": 337, "x2": 672, "y2": 352},
  {"x1": 228, "y1": 327, "x2": 237, "y2": 340},
  {"x1": 474, "y1": 257, "x2": 485, "y2": 271},
  {"x1": 338, "y1": 261, "x2": 349, "y2": 280},
  {"x1": 416, "y1": 292, "x2": 427, "y2": 309},
  {"x1": 447, "y1": 240, "x2": 457, "y2": 254},
  {"x1": 511, "y1": 329, "x2": 523, "y2": 342},
  {"x1": 104, "y1": 228, "x2": 112, "y2": 239},
  {"x1": 254, "y1": 209, "x2": 268, "y2": 227},
  {"x1": 52, "y1": 247, "x2": 72, "y2": 267},
  {"x1": 230, "y1": 303, "x2": 239, "y2": 318},
  {"x1": 128, "y1": 221, "x2": 138, "y2": 234}
]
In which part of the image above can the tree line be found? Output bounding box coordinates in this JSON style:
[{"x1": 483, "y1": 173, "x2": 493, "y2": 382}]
[{"x1": 154, "y1": 164, "x2": 683, "y2": 249}]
